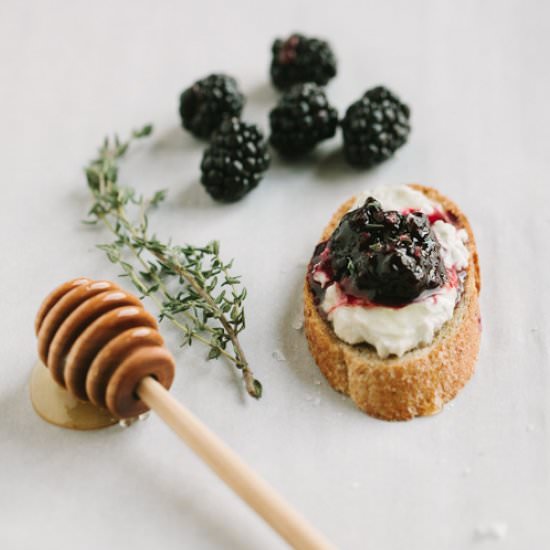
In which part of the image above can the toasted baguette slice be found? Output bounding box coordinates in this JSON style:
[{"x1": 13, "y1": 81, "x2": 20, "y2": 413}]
[{"x1": 304, "y1": 184, "x2": 481, "y2": 420}]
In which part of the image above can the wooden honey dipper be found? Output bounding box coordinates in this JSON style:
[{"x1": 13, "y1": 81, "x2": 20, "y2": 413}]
[{"x1": 35, "y1": 277, "x2": 335, "y2": 550}]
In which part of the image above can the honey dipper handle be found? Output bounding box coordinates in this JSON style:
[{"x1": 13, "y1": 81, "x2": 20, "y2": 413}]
[{"x1": 137, "y1": 376, "x2": 335, "y2": 550}]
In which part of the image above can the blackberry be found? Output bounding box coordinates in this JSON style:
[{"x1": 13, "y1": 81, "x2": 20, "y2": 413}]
[
  {"x1": 269, "y1": 83, "x2": 338, "y2": 156},
  {"x1": 342, "y1": 86, "x2": 411, "y2": 168},
  {"x1": 200, "y1": 118, "x2": 270, "y2": 202},
  {"x1": 311, "y1": 197, "x2": 445, "y2": 306},
  {"x1": 270, "y1": 33, "x2": 337, "y2": 90},
  {"x1": 179, "y1": 74, "x2": 244, "y2": 139}
]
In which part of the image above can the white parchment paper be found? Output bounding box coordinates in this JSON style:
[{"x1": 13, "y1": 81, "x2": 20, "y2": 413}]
[{"x1": 1, "y1": 1, "x2": 549, "y2": 548}]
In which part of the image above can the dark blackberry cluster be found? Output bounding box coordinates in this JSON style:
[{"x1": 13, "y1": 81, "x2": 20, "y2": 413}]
[
  {"x1": 270, "y1": 33, "x2": 337, "y2": 90},
  {"x1": 342, "y1": 86, "x2": 411, "y2": 168},
  {"x1": 200, "y1": 118, "x2": 270, "y2": 202},
  {"x1": 181, "y1": 35, "x2": 412, "y2": 203},
  {"x1": 269, "y1": 83, "x2": 338, "y2": 156},
  {"x1": 179, "y1": 74, "x2": 244, "y2": 139},
  {"x1": 311, "y1": 197, "x2": 445, "y2": 305}
]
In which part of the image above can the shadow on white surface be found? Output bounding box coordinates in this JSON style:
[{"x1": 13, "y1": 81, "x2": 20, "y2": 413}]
[
  {"x1": 177, "y1": 181, "x2": 222, "y2": 210},
  {"x1": 313, "y1": 146, "x2": 388, "y2": 186},
  {"x1": 1, "y1": 367, "x2": 268, "y2": 550},
  {"x1": 244, "y1": 80, "x2": 279, "y2": 111},
  {"x1": 121, "y1": 445, "x2": 268, "y2": 550},
  {"x1": 151, "y1": 125, "x2": 203, "y2": 155},
  {"x1": 276, "y1": 267, "x2": 371, "y2": 420}
]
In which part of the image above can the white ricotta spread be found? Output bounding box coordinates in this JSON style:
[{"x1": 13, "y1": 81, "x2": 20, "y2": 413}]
[
  {"x1": 320, "y1": 185, "x2": 470, "y2": 358},
  {"x1": 353, "y1": 184, "x2": 436, "y2": 214},
  {"x1": 432, "y1": 220, "x2": 469, "y2": 270}
]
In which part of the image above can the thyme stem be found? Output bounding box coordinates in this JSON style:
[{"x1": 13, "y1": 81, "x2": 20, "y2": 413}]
[{"x1": 84, "y1": 124, "x2": 262, "y2": 399}]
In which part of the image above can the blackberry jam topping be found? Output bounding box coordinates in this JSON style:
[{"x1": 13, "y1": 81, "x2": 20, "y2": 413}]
[{"x1": 309, "y1": 197, "x2": 446, "y2": 306}]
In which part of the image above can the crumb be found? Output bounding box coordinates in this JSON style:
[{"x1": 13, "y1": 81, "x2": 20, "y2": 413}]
[
  {"x1": 305, "y1": 394, "x2": 313, "y2": 401},
  {"x1": 313, "y1": 379, "x2": 321, "y2": 385},
  {"x1": 312, "y1": 397, "x2": 321, "y2": 406},
  {"x1": 292, "y1": 311, "x2": 304, "y2": 330},
  {"x1": 474, "y1": 522, "x2": 508, "y2": 541},
  {"x1": 526, "y1": 423, "x2": 535, "y2": 432},
  {"x1": 118, "y1": 417, "x2": 140, "y2": 428},
  {"x1": 272, "y1": 350, "x2": 286, "y2": 362},
  {"x1": 351, "y1": 481, "x2": 360, "y2": 489},
  {"x1": 462, "y1": 467, "x2": 472, "y2": 476}
]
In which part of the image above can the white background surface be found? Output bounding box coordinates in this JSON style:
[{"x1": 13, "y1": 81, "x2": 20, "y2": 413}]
[{"x1": 1, "y1": 1, "x2": 549, "y2": 549}]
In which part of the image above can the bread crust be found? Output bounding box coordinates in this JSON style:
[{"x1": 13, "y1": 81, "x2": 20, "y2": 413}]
[{"x1": 303, "y1": 184, "x2": 481, "y2": 420}]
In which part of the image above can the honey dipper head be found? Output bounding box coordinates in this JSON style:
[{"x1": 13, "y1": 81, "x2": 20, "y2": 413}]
[{"x1": 35, "y1": 278, "x2": 175, "y2": 419}]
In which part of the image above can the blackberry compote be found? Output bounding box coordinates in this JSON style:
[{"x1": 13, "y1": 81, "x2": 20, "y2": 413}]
[{"x1": 308, "y1": 197, "x2": 446, "y2": 306}]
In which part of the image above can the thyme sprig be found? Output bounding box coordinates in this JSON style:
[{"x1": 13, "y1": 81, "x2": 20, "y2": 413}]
[{"x1": 84, "y1": 124, "x2": 262, "y2": 399}]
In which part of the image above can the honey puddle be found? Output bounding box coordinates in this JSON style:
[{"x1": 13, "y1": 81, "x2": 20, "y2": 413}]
[{"x1": 30, "y1": 362, "x2": 118, "y2": 430}]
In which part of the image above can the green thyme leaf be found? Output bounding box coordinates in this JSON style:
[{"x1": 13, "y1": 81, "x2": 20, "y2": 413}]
[{"x1": 84, "y1": 125, "x2": 261, "y2": 399}]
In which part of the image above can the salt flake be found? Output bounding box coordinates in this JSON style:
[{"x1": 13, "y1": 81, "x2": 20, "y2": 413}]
[
  {"x1": 474, "y1": 522, "x2": 508, "y2": 541},
  {"x1": 272, "y1": 350, "x2": 286, "y2": 362}
]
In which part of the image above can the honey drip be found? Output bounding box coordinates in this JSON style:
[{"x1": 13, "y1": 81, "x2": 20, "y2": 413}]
[{"x1": 30, "y1": 362, "x2": 117, "y2": 430}]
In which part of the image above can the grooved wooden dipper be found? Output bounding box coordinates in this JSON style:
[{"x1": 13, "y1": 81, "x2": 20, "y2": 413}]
[{"x1": 35, "y1": 277, "x2": 335, "y2": 550}]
